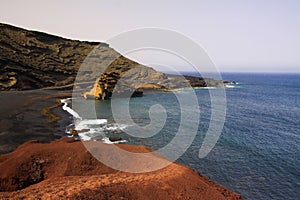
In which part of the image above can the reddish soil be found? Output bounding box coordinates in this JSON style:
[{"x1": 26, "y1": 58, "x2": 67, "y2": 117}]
[{"x1": 0, "y1": 138, "x2": 243, "y2": 200}]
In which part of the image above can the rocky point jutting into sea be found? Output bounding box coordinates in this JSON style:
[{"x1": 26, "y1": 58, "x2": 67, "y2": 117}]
[{"x1": 0, "y1": 23, "x2": 241, "y2": 199}]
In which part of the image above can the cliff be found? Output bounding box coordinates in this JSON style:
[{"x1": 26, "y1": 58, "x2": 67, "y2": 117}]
[
  {"x1": 0, "y1": 23, "x2": 223, "y2": 99},
  {"x1": 0, "y1": 138, "x2": 242, "y2": 199}
]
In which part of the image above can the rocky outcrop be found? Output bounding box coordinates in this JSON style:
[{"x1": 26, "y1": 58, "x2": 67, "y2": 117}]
[
  {"x1": 82, "y1": 67, "x2": 224, "y2": 99},
  {"x1": 82, "y1": 64, "x2": 168, "y2": 99},
  {"x1": 0, "y1": 138, "x2": 242, "y2": 199},
  {"x1": 0, "y1": 72, "x2": 17, "y2": 89}
]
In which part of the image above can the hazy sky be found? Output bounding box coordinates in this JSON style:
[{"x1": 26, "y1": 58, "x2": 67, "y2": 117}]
[{"x1": 1, "y1": 0, "x2": 300, "y2": 72}]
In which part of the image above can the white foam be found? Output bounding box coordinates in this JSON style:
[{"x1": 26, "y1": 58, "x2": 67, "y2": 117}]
[
  {"x1": 224, "y1": 84, "x2": 241, "y2": 88},
  {"x1": 60, "y1": 98, "x2": 127, "y2": 144},
  {"x1": 61, "y1": 98, "x2": 82, "y2": 120},
  {"x1": 75, "y1": 119, "x2": 108, "y2": 130},
  {"x1": 78, "y1": 132, "x2": 92, "y2": 141},
  {"x1": 225, "y1": 85, "x2": 236, "y2": 88},
  {"x1": 194, "y1": 87, "x2": 217, "y2": 90},
  {"x1": 105, "y1": 124, "x2": 127, "y2": 131}
]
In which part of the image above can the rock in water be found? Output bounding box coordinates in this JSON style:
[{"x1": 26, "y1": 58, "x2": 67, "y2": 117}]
[{"x1": 108, "y1": 137, "x2": 122, "y2": 142}]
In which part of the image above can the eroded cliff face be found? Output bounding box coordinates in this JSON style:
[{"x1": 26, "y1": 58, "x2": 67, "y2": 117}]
[
  {"x1": 82, "y1": 59, "x2": 169, "y2": 99},
  {"x1": 79, "y1": 52, "x2": 223, "y2": 100},
  {"x1": 0, "y1": 23, "x2": 224, "y2": 97}
]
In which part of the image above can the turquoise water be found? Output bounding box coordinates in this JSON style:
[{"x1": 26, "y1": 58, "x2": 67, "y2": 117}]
[{"x1": 74, "y1": 73, "x2": 300, "y2": 199}]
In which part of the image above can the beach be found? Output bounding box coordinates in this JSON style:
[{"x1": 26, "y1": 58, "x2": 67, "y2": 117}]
[{"x1": 0, "y1": 89, "x2": 72, "y2": 154}]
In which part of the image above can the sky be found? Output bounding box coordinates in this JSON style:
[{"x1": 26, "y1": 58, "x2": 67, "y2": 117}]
[{"x1": 1, "y1": 0, "x2": 300, "y2": 72}]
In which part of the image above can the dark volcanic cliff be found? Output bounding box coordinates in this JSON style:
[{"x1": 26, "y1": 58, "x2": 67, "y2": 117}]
[{"x1": 0, "y1": 23, "x2": 223, "y2": 98}]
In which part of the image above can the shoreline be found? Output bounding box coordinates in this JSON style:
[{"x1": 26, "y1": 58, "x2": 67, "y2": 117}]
[{"x1": 0, "y1": 89, "x2": 243, "y2": 199}]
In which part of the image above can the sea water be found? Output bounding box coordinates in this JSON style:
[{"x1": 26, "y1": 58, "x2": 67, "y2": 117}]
[{"x1": 62, "y1": 73, "x2": 300, "y2": 199}]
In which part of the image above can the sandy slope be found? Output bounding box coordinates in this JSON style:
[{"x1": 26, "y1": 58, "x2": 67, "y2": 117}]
[{"x1": 0, "y1": 138, "x2": 242, "y2": 199}]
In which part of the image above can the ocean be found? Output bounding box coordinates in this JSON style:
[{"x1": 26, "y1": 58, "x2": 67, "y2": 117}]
[{"x1": 62, "y1": 73, "x2": 300, "y2": 199}]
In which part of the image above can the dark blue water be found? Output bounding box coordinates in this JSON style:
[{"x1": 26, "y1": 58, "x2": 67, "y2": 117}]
[
  {"x1": 94, "y1": 73, "x2": 300, "y2": 199},
  {"x1": 184, "y1": 73, "x2": 300, "y2": 200}
]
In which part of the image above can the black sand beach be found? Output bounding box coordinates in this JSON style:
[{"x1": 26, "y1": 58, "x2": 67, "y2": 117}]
[{"x1": 0, "y1": 89, "x2": 72, "y2": 154}]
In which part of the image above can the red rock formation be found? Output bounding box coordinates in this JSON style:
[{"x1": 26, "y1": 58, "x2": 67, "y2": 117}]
[{"x1": 0, "y1": 138, "x2": 242, "y2": 199}]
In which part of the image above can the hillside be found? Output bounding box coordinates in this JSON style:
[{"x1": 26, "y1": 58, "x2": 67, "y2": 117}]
[
  {"x1": 0, "y1": 138, "x2": 242, "y2": 199},
  {"x1": 0, "y1": 23, "x2": 223, "y2": 98},
  {"x1": 0, "y1": 23, "x2": 99, "y2": 90}
]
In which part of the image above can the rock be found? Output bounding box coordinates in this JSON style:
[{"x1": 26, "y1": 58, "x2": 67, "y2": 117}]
[
  {"x1": 137, "y1": 83, "x2": 168, "y2": 91},
  {"x1": 68, "y1": 128, "x2": 90, "y2": 136},
  {"x1": 69, "y1": 128, "x2": 78, "y2": 136},
  {"x1": 77, "y1": 129, "x2": 90, "y2": 133},
  {"x1": 223, "y1": 80, "x2": 237, "y2": 85},
  {"x1": 0, "y1": 74, "x2": 17, "y2": 89},
  {"x1": 108, "y1": 137, "x2": 122, "y2": 142},
  {"x1": 131, "y1": 89, "x2": 143, "y2": 97}
]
